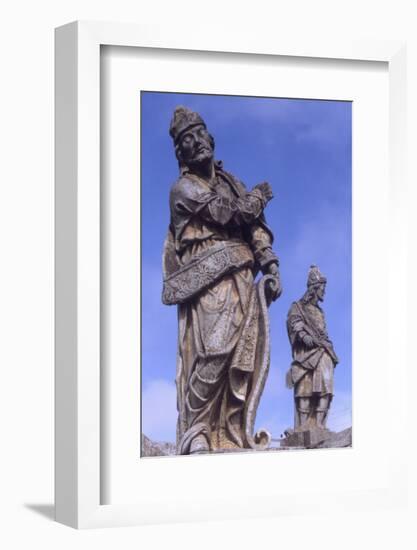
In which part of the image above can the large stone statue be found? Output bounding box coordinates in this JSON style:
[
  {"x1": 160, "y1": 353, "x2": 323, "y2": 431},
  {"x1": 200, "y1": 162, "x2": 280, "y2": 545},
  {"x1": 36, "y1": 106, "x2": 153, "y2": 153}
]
[
  {"x1": 162, "y1": 106, "x2": 282, "y2": 455},
  {"x1": 284, "y1": 266, "x2": 339, "y2": 446}
]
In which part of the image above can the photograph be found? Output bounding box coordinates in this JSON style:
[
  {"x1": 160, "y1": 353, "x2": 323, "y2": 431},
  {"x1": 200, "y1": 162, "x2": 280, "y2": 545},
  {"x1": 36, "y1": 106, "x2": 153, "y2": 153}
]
[
  {"x1": 140, "y1": 91, "x2": 352, "y2": 457},
  {"x1": 1, "y1": 2, "x2": 409, "y2": 541}
]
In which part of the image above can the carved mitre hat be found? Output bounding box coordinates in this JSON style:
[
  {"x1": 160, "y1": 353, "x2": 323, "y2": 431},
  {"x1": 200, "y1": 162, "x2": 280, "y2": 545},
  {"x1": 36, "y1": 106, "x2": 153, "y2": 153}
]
[
  {"x1": 307, "y1": 265, "x2": 327, "y2": 287},
  {"x1": 169, "y1": 106, "x2": 206, "y2": 143}
]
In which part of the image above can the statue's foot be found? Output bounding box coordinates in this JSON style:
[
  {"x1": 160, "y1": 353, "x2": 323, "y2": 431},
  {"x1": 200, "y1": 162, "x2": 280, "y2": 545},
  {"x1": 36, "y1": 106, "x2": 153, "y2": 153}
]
[
  {"x1": 315, "y1": 422, "x2": 329, "y2": 431},
  {"x1": 296, "y1": 421, "x2": 311, "y2": 432},
  {"x1": 189, "y1": 434, "x2": 209, "y2": 454}
]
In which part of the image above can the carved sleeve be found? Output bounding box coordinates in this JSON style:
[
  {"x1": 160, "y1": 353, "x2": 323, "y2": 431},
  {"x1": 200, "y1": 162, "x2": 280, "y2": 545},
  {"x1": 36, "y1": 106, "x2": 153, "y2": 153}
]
[
  {"x1": 247, "y1": 224, "x2": 279, "y2": 271},
  {"x1": 201, "y1": 188, "x2": 266, "y2": 226},
  {"x1": 171, "y1": 180, "x2": 266, "y2": 228},
  {"x1": 287, "y1": 307, "x2": 309, "y2": 345}
]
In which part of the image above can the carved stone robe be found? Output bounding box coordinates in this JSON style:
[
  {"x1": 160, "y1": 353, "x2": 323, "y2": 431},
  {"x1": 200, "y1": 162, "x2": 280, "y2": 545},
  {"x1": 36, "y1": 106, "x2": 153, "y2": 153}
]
[
  {"x1": 286, "y1": 299, "x2": 338, "y2": 426},
  {"x1": 162, "y1": 162, "x2": 277, "y2": 454}
]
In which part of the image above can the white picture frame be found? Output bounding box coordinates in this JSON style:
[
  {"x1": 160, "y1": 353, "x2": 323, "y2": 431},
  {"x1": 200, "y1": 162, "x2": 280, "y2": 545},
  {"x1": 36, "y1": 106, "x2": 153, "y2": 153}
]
[{"x1": 55, "y1": 21, "x2": 407, "y2": 529}]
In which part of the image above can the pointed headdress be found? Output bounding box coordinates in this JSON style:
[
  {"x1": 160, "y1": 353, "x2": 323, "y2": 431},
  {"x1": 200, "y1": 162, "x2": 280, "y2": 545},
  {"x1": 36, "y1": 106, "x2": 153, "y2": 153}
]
[
  {"x1": 169, "y1": 106, "x2": 206, "y2": 144},
  {"x1": 307, "y1": 265, "x2": 327, "y2": 287}
]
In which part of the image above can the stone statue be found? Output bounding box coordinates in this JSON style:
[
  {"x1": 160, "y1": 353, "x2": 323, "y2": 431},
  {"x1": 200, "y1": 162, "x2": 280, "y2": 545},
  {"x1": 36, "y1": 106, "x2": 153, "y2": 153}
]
[
  {"x1": 162, "y1": 106, "x2": 282, "y2": 455},
  {"x1": 284, "y1": 266, "x2": 339, "y2": 446}
]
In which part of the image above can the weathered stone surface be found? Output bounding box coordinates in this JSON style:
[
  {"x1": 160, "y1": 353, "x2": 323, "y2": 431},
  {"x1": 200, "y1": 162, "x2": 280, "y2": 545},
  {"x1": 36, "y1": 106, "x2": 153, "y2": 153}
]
[
  {"x1": 285, "y1": 266, "x2": 339, "y2": 432},
  {"x1": 317, "y1": 427, "x2": 352, "y2": 448},
  {"x1": 282, "y1": 426, "x2": 334, "y2": 449},
  {"x1": 141, "y1": 434, "x2": 176, "y2": 457},
  {"x1": 141, "y1": 427, "x2": 352, "y2": 457},
  {"x1": 163, "y1": 106, "x2": 282, "y2": 455}
]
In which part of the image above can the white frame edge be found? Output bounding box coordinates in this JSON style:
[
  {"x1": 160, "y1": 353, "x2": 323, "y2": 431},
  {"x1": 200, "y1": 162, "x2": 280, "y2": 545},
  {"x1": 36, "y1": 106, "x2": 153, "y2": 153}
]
[{"x1": 55, "y1": 20, "x2": 407, "y2": 529}]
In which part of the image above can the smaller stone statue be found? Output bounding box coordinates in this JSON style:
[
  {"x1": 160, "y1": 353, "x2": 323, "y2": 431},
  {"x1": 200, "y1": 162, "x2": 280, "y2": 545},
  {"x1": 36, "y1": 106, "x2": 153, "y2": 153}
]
[{"x1": 283, "y1": 265, "x2": 339, "y2": 448}]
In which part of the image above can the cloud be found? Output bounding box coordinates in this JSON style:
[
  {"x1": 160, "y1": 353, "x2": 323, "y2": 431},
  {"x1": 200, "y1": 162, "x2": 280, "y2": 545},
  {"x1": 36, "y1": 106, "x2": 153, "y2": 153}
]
[
  {"x1": 182, "y1": 96, "x2": 350, "y2": 150},
  {"x1": 142, "y1": 378, "x2": 177, "y2": 443},
  {"x1": 141, "y1": 380, "x2": 351, "y2": 446},
  {"x1": 142, "y1": 261, "x2": 164, "y2": 307},
  {"x1": 143, "y1": 92, "x2": 349, "y2": 148},
  {"x1": 255, "y1": 362, "x2": 294, "y2": 439},
  {"x1": 327, "y1": 389, "x2": 352, "y2": 432},
  {"x1": 261, "y1": 361, "x2": 288, "y2": 400},
  {"x1": 141, "y1": 260, "x2": 177, "y2": 359},
  {"x1": 285, "y1": 200, "x2": 351, "y2": 300}
]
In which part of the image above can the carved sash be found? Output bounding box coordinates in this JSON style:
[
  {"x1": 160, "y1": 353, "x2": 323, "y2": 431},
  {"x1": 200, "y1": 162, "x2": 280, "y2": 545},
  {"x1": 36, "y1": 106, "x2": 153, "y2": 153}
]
[{"x1": 162, "y1": 240, "x2": 254, "y2": 305}]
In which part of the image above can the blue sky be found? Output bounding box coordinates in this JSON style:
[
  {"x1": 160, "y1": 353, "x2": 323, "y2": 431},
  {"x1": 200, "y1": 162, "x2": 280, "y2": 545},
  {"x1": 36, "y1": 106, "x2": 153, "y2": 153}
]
[{"x1": 141, "y1": 91, "x2": 352, "y2": 443}]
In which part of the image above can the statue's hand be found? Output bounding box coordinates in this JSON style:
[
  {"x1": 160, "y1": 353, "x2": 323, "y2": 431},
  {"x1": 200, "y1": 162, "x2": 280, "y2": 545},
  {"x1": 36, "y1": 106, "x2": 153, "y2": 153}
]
[
  {"x1": 266, "y1": 262, "x2": 279, "y2": 277},
  {"x1": 303, "y1": 334, "x2": 315, "y2": 348},
  {"x1": 253, "y1": 181, "x2": 274, "y2": 204},
  {"x1": 264, "y1": 265, "x2": 282, "y2": 302}
]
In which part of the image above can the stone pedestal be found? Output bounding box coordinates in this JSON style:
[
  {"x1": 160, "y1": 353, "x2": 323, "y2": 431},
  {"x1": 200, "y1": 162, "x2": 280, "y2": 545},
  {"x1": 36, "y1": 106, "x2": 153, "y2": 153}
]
[{"x1": 282, "y1": 427, "x2": 333, "y2": 449}]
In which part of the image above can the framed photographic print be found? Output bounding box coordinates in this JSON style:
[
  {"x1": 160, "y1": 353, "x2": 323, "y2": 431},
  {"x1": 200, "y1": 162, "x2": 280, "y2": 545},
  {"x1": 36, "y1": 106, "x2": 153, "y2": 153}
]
[
  {"x1": 140, "y1": 91, "x2": 352, "y2": 456},
  {"x1": 55, "y1": 21, "x2": 408, "y2": 528}
]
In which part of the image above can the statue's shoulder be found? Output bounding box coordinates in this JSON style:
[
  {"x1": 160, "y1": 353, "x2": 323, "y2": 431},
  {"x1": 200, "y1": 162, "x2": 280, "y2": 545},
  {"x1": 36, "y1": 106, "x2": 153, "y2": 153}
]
[
  {"x1": 170, "y1": 174, "x2": 192, "y2": 192},
  {"x1": 169, "y1": 175, "x2": 210, "y2": 219},
  {"x1": 288, "y1": 300, "x2": 302, "y2": 317},
  {"x1": 170, "y1": 174, "x2": 206, "y2": 198},
  {"x1": 169, "y1": 175, "x2": 198, "y2": 204},
  {"x1": 218, "y1": 166, "x2": 247, "y2": 193}
]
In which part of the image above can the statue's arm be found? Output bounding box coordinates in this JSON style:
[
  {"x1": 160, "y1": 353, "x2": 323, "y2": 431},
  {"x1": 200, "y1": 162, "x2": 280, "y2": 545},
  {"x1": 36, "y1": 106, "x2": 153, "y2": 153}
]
[
  {"x1": 288, "y1": 307, "x2": 313, "y2": 346},
  {"x1": 226, "y1": 173, "x2": 279, "y2": 271},
  {"x1": 246, "y1": 223, "x2": 279, "y2": 273},
  {"x1": 170, "y1": 178, "x2": 272, "y2": 228},
  {"x1": 204, "y1": 188, "x2": 272, "y2": 226},
  {"x1": 245, "y1": 218, "x2": 282, "y2": 300}
]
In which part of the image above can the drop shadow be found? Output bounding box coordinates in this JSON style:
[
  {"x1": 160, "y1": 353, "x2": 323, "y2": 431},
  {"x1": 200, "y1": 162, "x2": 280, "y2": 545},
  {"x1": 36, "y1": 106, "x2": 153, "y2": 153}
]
[{"x1": 24, "y1": 503, "x2": 55, "y2": 521}]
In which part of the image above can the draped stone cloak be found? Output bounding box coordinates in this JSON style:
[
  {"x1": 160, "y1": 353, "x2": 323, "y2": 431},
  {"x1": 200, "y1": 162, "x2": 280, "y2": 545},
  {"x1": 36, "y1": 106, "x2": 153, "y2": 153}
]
[
  {"x1": 162, "y1": 162, "x2": 277, "y2": 454},
  {"x1": 286, "y1": 300, "x2": 339, "y2": 400}
]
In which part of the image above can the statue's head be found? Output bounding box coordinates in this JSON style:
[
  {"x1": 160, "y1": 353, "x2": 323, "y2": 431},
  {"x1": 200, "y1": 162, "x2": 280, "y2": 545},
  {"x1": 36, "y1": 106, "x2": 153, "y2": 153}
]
[
  {"x1": 304, "y1": 265, "x2": 327, "y2": 303},
  {"x1": 169, "y1": 106, "x2": 215, "y2": 170}
]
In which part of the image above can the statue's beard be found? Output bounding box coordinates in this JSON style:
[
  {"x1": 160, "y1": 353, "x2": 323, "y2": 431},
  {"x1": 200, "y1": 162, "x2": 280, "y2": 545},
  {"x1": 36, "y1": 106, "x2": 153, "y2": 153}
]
[
  {"x1": 186, "y1": 147, "x2": 213, "y2": 168},
  {"x1": 303, "y1": 287, "x2": 324, "y2": 305}
]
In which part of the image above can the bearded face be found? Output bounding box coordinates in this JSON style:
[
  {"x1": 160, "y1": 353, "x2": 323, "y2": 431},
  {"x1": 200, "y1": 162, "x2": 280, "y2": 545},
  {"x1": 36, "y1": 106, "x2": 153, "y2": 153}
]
[
  {"x1": 176, "y1": 124, "x2": 214, "y2": 168},
  {"x1": 316, "y1": 283, "x2": 326, "y2": 302}
]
